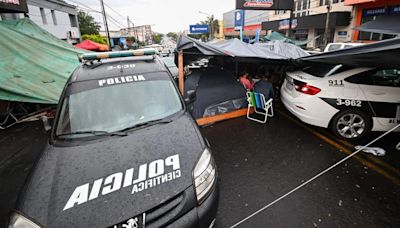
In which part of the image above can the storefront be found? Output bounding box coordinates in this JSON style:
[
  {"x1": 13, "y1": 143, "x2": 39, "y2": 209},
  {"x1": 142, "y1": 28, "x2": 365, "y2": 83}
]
[
  {"x1": 261, "y1": 12, "x2": 351, "y2": 48},
  {"x1": 346, "y1": 0, "x2": 400, "y2": 41}
]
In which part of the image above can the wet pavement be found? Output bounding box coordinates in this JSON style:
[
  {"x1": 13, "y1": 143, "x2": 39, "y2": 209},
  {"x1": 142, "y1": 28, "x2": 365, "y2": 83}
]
[
  {"x1": 0, "y1": 108, "x2": 399, "y2": 227},
  {"x1": 201, "y1": 107, "x2": 400, "y2": 228}
]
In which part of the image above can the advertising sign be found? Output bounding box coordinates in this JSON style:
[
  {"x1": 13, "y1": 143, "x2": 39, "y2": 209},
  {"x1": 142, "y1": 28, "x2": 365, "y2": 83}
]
[
  {"x1": 0, "y1": 0, "x2": 28, "y2": 13},
  {"x1": 189, "y1": 24, "x2": 209, "y2": 34},
  {"x1": 236, "y1": 0, "x2": 294, "y2": 10},
  {"x1": 234, "y1": 10, "x2": 245, "y2": 31}
]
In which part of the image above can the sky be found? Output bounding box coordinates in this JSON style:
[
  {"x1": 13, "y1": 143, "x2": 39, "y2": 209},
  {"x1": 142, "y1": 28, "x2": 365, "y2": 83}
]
[{"x1": 66, "y1": 0, "x2": 235, "y2": 33}]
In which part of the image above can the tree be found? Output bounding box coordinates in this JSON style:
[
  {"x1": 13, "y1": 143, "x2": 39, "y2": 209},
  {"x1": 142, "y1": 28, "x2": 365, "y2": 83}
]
[
  {"x1": 78, "y1": 11, "x2": 101, "y2": 35},
  {"x1": 152, "y1": 33, "x2": 163, "y2": 44},
  {"x1": 81, "y1": 34, "x2": 107, "y2": 44},
  {"x1": 167, "y1": 32, "x2": 178, "y2": 41}
]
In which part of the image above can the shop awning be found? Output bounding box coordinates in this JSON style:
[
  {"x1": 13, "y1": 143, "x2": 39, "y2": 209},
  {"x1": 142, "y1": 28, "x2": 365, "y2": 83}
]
[
  {"x1": 356, "y1": 15, "x2": 400, "y2": 35},
  {"x1": 299, "y1": 37, "x2": 400, "y2": 68}
]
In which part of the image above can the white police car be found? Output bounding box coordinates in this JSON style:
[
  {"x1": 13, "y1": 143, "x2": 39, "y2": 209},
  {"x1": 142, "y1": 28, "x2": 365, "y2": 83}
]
[
  {"x1": 8, "y1": 50, "x2": 218, "y2": 228},
  {"x1": 281, "y1": 64, "x2": 400, "y2": 140}
]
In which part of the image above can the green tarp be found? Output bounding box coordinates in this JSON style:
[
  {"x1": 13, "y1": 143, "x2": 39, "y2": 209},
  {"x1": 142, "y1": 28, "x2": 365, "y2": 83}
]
[{"x1": 0, "y1": 18, "x2": 88, "y2": 104}]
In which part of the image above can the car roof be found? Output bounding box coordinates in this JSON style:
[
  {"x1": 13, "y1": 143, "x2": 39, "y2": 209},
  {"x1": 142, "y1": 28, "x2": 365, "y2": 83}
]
[{"x1": 71, "y1": 56, "x2": 168, "y2": 83}]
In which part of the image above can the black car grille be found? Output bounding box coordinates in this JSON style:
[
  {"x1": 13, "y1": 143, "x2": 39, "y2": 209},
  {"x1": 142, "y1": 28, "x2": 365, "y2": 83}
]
[{"x1": 145, "y1": 193, "x2": 186, "y2": 228}]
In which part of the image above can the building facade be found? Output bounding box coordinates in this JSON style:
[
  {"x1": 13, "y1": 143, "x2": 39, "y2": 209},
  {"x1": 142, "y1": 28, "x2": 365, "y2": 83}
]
[
  {"x1": 0, "y1": 0, "x2": 80, "y2": 44},
  {"x1": 223, "y1": 10, "x2": 269, "y2": 38},
  {"x1": 345, "y1": 0, "x2": 400, "y2": 42},
  {"x1": 261, "y1": 0, "x2": 353, "y2": 49},
  {"x1": 120, "y1": 25, "x2": 153, "y2": 44}
]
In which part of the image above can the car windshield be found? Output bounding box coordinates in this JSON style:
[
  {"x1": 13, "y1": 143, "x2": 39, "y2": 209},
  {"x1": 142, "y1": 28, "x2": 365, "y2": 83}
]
[
  {"x1": 302, "y1": 64, "x2": 351, "y2": 78},
  {"x1": 55, "y1": 75, "x2": 182, "y2": 138}
]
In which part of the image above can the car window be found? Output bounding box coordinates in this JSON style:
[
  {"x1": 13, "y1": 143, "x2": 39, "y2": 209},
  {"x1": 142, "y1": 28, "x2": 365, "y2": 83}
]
[
  {"x1": 302, "y1": 64, "x2": 351, "y2": 78},
  {"x1": 372, "y1": 69, "x2": 400, "y2": 87},
  {"x1": 327, "y1": 44, "x2": 342, "y2": 51},
  {"x1": 345, "y1": 71, "x2": 375, "y2": 85},
  {"x1": 343, "y1": 45, "x2": 354, "y2": 49},
  {"x1": 161, "y1": 57, "x2": 176, "y2": 67},
  {"x1": 55, "y1": 75, "x2": 183, "y2": 138}
]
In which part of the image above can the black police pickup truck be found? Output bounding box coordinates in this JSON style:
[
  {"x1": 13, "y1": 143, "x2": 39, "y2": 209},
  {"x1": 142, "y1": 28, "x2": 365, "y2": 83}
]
[{"x1": 8, "y1": 49, "x2": 218, "y2": 228}]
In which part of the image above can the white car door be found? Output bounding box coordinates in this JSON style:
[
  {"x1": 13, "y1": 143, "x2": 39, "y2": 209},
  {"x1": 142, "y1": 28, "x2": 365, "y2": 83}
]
[{"x1": 356, "y1": 69, "x2": 400, "y2": 130}]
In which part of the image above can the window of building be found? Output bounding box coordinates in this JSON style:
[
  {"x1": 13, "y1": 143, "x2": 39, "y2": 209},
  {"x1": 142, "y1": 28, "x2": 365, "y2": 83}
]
[
  {"x1": 40, "y1": 8, "x2": 47, "y2": 25},
  {"x1": 51, "y1": 10, "x2": 57, "y2": 25},
  {"x1": 69, "y1": 14, "x2": 77, "y2": 27}
]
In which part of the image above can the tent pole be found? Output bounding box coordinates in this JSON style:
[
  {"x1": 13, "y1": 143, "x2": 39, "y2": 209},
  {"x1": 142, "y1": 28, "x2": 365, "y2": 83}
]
[{"x1": 178, "y1": 50, "x2": 184, "y2": 95}]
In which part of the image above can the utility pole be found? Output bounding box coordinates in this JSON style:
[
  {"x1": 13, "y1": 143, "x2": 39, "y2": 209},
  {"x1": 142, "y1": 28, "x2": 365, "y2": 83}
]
[
  {"x1": 210, "y1": 14, "x2": 214, "y2": 40},
  {"x1": 99, "y1": 0, "x2": 111, "y2": 50},
  {"x1": 323, "y1": 0, "x2": 332, "y2": 47}
]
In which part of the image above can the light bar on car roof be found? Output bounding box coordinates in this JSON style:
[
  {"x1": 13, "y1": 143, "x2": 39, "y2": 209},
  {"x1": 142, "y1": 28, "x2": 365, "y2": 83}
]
[{"x1": 79, "y1": 48, "x2": 158, "y2": 61}]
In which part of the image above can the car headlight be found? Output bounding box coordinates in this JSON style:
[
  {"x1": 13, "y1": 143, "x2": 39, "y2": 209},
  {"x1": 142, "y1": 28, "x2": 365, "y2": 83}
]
[
  {"x1": 193, "y1": 148, "x2": 216, "y2": 204},
  {"x1": 8, "y1": 212, "x2": 41, "y2": 228}
]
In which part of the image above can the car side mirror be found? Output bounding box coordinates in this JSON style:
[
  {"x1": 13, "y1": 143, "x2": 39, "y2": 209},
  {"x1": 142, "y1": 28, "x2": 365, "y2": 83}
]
[{"x1": 184, "y1": 90, "x2": 196, "y2": 104}]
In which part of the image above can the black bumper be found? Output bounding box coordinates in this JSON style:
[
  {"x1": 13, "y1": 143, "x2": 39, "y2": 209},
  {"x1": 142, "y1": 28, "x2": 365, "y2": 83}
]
[{"x1": 167, "y1": 182, "x2": 219, "y2": 228}]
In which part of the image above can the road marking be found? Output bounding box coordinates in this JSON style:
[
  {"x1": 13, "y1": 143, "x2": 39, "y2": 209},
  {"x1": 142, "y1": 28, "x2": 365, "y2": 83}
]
[{"x1": 278, "y1": 110, "x2": 400, "y2": 186}]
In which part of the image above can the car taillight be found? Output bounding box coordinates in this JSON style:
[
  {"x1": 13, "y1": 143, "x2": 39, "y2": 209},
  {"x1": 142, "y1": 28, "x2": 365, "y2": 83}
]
[{"x1": 294, "y1": 80, "x2": 321, "y2": 95}]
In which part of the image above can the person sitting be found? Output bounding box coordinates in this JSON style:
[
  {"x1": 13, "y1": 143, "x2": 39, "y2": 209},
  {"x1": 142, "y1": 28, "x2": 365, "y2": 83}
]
[
  {"x1": 253, "y1": 73, "x2": 274, "y2": 102},
  {"x1": 239, "y1": 71, "x2": 253, "y2": 90}
]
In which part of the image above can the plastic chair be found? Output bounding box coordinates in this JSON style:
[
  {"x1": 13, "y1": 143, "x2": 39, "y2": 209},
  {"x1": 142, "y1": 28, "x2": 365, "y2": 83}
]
[{"x1": 246, "y1": 91, "x2": 274, "y2": 123}]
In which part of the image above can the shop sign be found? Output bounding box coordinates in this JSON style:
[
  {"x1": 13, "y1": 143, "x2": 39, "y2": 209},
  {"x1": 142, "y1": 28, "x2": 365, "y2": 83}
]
[
  {"x1": 189, "y1": 25, "x2": 209, "y2": 34},
  {"x1": 234, "y1": 10, "x2": 245, "y2": 31},
  {"x1": 337, "y1": 31, "x2": 347, "y2": 37},
  {"x1": 236, "y1": 0, "x2": 294, "y2": 10},
  {"x1": 390, "y1": 6, "x2": 400, "y2": 15},
  {"x1": 0, "y1": 0, "x2": 28, "y2": 13},
  {"x1": 278, "y1": 19, "x2": 297, "y2": 30},
  {"x1": 363, "y1": 7, "x2": 386, "y2": 17}
]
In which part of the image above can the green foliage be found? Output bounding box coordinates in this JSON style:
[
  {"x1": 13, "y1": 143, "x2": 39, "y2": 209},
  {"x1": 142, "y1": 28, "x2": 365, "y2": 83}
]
[
  {"x1": 166, "y1": 32, "x2": 178, "y2": 41},
  {"x1": 152, "y1": 34, "x2": 163, "y2": 44},
  {"x1": 78, "y1": 11, "x2": 101, "y2": 35},
  {"x1": 81, "y1": 34, "x2": 107, "y2": 44}
]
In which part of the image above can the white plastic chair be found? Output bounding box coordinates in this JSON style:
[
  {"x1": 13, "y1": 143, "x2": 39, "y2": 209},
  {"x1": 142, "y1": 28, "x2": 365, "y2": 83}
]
[{"x1": 246, "y1": 91, "x2": 274, "y2": 123}]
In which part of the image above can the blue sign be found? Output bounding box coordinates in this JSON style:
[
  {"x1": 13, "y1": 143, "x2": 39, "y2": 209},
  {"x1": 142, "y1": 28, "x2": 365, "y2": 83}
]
[
  {"x1": 363, "y1": 7, "x2": 387, "y2": 17},
  {"x1": 390, "y1": 5, "x2": 400, "y2": 15},
  {"x1": 234, "y1": 10, "x2": 245, "y2": 31},
  {"x1": 190, "y1": 25, "x2": 209, "y2": 34}
]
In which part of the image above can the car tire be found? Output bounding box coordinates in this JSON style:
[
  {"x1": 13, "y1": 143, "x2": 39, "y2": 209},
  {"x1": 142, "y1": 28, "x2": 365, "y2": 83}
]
[{"x1": 330, "y1": 109, "x2": 371, "y2": 140}]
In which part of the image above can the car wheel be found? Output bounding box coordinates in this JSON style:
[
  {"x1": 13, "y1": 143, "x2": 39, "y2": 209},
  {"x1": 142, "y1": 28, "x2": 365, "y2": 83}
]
[{"x1": 330, "y1": 109, "x2": 371, "y2": 140}]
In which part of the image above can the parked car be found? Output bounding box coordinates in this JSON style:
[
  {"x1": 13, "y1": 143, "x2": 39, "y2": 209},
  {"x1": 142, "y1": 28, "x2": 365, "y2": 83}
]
[
  {"x1": 7, "y1": 50, "x2": 219, "y2": 228},
  {"x1": 160, "y1": 56, "x2": 178, "y2": 80},
  {"x1": 281, "y1": 64, "x2": 400, "y2": 140},
  {"x1": 324, "y1": 42, "x2": 364, "y2": 52}
]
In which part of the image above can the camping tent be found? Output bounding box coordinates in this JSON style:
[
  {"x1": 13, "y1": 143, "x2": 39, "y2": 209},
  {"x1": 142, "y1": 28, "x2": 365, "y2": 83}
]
[
  {"x1": 185, "y1": 67, "x2": 247, "y2": 119},
  {"x1": 0, "y1": 18, "x2": 88, "y2": 104},
  {"x1": 75, "y1": 39, "x2": 109, "y2": 51}
]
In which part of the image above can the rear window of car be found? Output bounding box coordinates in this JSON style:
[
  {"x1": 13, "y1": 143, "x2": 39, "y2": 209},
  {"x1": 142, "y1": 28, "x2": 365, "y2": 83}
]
[
  {"x1": 302, "y1": 64, "x2": 352, "y2": 78},
  {"x1": 327, "y1": 44, "x2": 342, "y2": 51}
]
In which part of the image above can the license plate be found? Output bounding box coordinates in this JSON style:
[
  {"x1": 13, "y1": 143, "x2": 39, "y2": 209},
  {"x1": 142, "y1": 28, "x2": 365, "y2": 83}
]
[{"x1": 109, "y1": 213, "x2": 145, "y2": 228}]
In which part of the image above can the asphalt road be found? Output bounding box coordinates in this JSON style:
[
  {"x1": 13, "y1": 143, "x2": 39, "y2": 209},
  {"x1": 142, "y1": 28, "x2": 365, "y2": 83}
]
[
  {"x1": 0, "y1": 108, "x2": 399, "y2": 228},
  {"x1": 201, "y1": 107, "x2": 400, "y2": 228}
]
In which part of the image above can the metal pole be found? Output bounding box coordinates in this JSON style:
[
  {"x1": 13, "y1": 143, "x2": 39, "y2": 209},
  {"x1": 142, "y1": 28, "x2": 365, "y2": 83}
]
[
  {"x1": 210, "y1": 14, "x2": 214, "y2": 40},
  {"x1": 288, "y1": 10, "x2": 293, "y2": 38},
  {"x1": 323, "y1": 0, "x2": 332, "y2": 46},
  {"x1": 100, "y1": 0, "x2": 111, "y2": 50}
]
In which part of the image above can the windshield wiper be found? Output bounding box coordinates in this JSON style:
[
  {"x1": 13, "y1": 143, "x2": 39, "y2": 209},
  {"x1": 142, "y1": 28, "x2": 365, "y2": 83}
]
[
  {"x1": 58, "y1": 130, "x2": 127, "y2": 137},
  {"x1": 119, "y1": 118, "x2": 173, "y2": 132}
]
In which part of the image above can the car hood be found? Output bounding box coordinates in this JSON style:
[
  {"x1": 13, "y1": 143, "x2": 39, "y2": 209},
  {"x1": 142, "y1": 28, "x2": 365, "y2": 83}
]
[{"x1": 17, "y1": 113, "x2": 205, "y2": 227}]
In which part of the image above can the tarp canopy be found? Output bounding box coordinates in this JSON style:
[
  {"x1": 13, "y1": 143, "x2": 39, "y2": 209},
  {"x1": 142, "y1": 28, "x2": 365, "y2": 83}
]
[
  {"x1": 176, "y1": 35, "x2": 307, "y2": 65},
  {"x1": 75, "y1": 39, "x2": 109, "y2": 51},
  {"x1": 356, "y1": 16, "x2": 400, "y2": 35},
  {"x1": 0, "y1": 18, "x2": 88, "y2": 104},
  {"x1": 299, "y1": 37, "x2": 400, "y2": 68},
  {"x1": 254, "y1": 41, "x2": 309, "y2": 59},
  {"x1": 263, "y1": 31, "x2": 320, "y2": 46}
]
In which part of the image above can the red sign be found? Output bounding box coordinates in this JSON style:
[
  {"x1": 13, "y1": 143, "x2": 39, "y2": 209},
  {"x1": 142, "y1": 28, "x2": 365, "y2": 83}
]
[
  {"x1": 344, "y1": 0, "x2": 375, "y2": 5},
  {"x1": 0, "y1": 0, "x2": 28, "y2": 13},
  {"x1": 244, "y1": 0, "x2": 274, "y2": 8}
]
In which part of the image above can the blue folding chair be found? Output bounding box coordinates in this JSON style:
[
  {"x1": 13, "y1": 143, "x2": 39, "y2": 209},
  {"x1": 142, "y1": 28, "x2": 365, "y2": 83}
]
[{"x1": 246, "y1": 91, "x2": 274, "y2": 123}]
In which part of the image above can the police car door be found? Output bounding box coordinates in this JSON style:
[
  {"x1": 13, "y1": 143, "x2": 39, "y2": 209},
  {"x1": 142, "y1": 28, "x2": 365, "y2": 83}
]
[{"x1": 358, "y1": 69, "x2": 400, "y2": 130}]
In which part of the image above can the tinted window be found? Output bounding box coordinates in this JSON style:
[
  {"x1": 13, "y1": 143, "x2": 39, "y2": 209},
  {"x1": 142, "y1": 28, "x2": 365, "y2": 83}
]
[
  {"x1": 327, "y1": 44, "x2": 342, "y2": 51},
  {"x1": 346, "y1": 69, "x2": 400, "y2": 87},
  {"x1": 302, "y1": 64, "x2": 351, "y2": 78}
]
